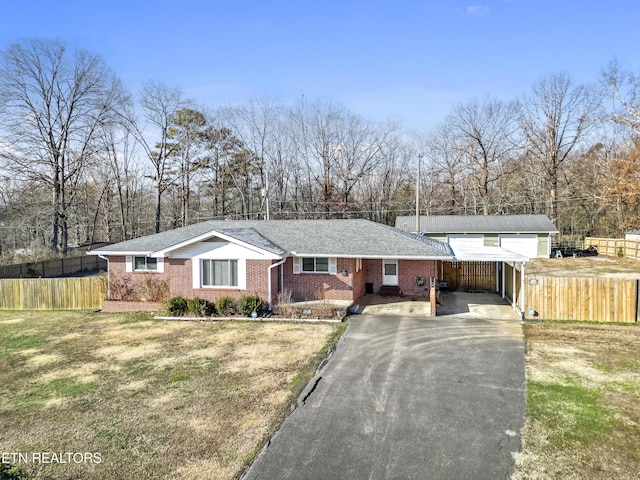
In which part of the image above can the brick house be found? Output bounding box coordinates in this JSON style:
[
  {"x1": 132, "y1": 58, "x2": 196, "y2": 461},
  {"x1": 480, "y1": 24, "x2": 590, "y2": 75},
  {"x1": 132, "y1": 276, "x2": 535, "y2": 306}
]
[{"x1": 89, "y1": 219, "x2": 454, "y2": 310}]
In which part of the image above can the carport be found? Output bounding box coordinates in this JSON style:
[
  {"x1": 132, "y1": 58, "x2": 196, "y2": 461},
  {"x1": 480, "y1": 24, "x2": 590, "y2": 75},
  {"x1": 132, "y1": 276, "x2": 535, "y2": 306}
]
[{"x1": 444, "y1": 245, "x2": 529, "y2": 316}]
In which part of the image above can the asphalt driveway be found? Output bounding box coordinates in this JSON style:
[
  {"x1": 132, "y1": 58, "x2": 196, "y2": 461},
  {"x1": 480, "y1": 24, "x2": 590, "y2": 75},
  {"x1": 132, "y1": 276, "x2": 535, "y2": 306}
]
[{"x1": 243, "y1": 313, "x2": 525, "y2": 480}]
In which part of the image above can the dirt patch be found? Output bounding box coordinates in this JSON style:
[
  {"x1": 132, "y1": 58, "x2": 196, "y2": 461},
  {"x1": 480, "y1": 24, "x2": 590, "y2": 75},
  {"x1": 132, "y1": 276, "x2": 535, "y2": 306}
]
[{"x1": 514, "y1": 323, "x2": 640, "y2": 479}]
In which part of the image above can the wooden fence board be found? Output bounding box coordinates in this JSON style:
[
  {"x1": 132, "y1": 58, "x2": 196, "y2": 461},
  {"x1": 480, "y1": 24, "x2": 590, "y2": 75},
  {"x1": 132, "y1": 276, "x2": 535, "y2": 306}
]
[
  {"x1": 584, "y1": 237, "x2": 640, "y2": 259},
  {"x1": 0, "y1": 256, "x2": 107, "y2": 279},
  {"x1": 442, "y1": 261, "x2": 497, "y2": 292},
  {"x1": 0, "y1": 275, "x2": 107, "y2": 310},
  {"x1": 526, "y1": 275, "x2": 637, "y2": 323}
]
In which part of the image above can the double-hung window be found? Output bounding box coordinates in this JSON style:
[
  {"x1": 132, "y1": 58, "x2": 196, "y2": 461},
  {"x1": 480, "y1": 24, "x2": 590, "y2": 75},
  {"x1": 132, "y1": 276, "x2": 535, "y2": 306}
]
[
  {"x1": 134, "y1": 256, "x2": 158, "y2": 271},
  {"x1": 202, "y1": 259, "x2": 238, "y2": 287},
  {"x1": 302, "y1": 257, "x2": 329, "y2": 273}
]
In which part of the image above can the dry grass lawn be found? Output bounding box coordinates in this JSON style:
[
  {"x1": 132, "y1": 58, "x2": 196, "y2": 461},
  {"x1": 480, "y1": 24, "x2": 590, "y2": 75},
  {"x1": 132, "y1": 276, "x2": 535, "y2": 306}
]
[
  {"x1": 514, "y1": 322, "x2": 640, "y2": 479},
  {"x1": 528, "y1": 256, "x2": 640, "y2": 278},
  {"x1": 0, "y1": 311, "x2": 344, "y2": 480}
]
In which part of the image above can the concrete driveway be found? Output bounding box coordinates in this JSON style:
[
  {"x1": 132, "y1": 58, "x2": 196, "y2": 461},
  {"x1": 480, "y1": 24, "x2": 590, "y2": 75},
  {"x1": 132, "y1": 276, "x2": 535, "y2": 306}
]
[{"x1": 242, "y1": 312, "x2": 525, "y2": 480}]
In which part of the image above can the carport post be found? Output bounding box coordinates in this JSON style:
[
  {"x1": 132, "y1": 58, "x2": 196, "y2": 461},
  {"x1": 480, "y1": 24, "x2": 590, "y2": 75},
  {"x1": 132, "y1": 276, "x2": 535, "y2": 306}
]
[
  {"x1": 512, "y1": 262, "x2": 516, "y2": 310},
  {"x1": 520, "y1": 261, "x2": 526, "y2": 319},
  {"x1": 501, "y1": 261, "x2": 506, "y2": 299}
]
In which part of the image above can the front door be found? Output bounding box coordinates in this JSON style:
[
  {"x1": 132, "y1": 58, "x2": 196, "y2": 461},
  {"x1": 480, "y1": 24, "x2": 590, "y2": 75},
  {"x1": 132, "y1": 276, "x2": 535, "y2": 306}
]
[{"x1": 382, "y1": 259, "x2": 399, "y2": 286}]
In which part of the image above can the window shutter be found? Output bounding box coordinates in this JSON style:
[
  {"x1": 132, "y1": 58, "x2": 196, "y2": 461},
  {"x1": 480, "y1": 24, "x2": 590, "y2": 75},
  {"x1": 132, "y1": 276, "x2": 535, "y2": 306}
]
[
  {"x1": 157, "y1": 257, "x2": 165, "y2": 273},
  {"x1": 293, "y1": 257, "x2": 301, "y2": 274},
  {"x1": 192, "y1": 259, "x2": 201, "y2": 289},
  {"x1": 329, "y1": 257, "x2": 337, "y2": 275},
  {"x1": 125, "y1": 256, "x2": 133, "y2": 272}
]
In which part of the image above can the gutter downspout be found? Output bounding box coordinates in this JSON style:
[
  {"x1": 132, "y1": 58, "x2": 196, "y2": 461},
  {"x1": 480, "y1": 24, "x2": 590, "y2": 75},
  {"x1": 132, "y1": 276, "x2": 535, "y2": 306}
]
[{"x1": 268, "y1": 256, "x2": 288, "y2": 309}]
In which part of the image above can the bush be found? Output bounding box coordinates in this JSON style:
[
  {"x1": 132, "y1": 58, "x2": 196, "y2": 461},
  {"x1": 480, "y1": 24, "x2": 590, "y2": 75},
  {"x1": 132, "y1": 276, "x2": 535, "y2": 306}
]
[
  {"x1": 166, "y1": 296, "x2": 188, "y2": 316},
  {"x1": 215, "y1": 296, "x2": 236, "y2": 316},
  {"x1": 237, "y1": 295, "x2": 266, "y2": 317},
  {"x1": 109, "y1": 275, "x2": 136, "y2": 301},
  {"x1": 137, "y1": 274, "x2": 170, "y2": 301},
  {"x1": 187, "y1": 297, "x2": 215, "y2": 317}
]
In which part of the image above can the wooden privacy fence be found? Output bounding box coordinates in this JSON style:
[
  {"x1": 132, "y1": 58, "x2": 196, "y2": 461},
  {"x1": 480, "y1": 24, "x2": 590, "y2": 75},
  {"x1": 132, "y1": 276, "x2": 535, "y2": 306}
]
[
  {"x1": 0, "y1": 255, "x2": 107, "y2": 279},
  {"x1": 526, "y1": 275, "x2": 639, "y2": 323},
  {"x1": 0, "y1": 275, "x2": 107, "y2": 310},
  {"x1": 584, "y1": 237, "x2": 640, "y2": 259},
  {"x1": 442, "y1": 261, "x2": 497, "y2": 292}
]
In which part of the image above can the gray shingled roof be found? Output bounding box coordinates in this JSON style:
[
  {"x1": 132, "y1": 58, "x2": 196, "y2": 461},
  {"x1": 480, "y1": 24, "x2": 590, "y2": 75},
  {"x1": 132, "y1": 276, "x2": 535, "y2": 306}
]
[
  {"x1": 394, "y1": 214, "x2": 558, "y2": 234},
  {"x1": 90, "y1": 219, "x2": 453, "y2": 259}
]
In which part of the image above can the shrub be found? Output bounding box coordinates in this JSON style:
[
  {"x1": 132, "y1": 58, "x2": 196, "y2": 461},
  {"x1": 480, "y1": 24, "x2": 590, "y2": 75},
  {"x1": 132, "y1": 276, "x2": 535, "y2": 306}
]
[
  {"x1": 187, "y1": 297, "x2": 215, "y2": 317},
  {"x1": 215, "y1": 296, "x2": 236, "y2": 316},
  {"x1": 109, "y1": 276, "x2": 136, "y2": 301},
  {"x1": 237, "y1": 295, "x2": 266, "y2": 317},
  {"x1": 166, "y1": 296, "x2": 188, "y2": 316},
  {"x1": 275, "y1": 289, "x2": 296, "y2": 317},
  {"x1": 137, "y1": 274, "x2": 170, "y2": 302}
]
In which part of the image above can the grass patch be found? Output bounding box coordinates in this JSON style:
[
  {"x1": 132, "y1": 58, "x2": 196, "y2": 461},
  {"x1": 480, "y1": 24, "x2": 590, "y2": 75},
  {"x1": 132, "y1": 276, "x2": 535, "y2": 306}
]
[
  {"x1": 0, "y1": 333, "x2": 47, "y2": 355},
  {"x1": 515, "y1": 322, "x2": 640, "y2": 479},
  {"x1": 0, "y1": 311, "x2": 344, "y2": 480},
  {"x1": 527, "y1": 379, "x2": 617, "y2": 446}
]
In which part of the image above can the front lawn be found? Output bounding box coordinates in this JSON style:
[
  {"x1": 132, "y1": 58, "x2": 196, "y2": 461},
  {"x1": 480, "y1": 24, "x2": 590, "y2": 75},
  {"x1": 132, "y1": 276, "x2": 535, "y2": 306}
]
[
  {"x1": 515, "y1": 322, "x2": 640, "y2": 479},
  {"x1": 0, "y1": 311, "x2": 344, "y2": 480}
]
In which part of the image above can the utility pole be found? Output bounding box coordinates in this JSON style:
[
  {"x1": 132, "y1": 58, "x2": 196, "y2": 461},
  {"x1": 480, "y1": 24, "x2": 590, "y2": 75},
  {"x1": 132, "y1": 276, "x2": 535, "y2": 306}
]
[{"x1": 415, "y1": 154, "x2": 422, "y2": 233}]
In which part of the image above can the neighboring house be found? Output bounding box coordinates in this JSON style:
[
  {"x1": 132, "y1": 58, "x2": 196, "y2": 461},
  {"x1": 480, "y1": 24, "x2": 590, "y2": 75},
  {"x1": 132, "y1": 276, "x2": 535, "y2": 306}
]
[
  {"x1": 89, "y1": 219, "x2": 454, "y2": 309},
  {"x1": 395, "y1": 214, "x2": 558, "y2": 259},
  {"x1": 626, "y1": 230, "x2": 640, "y2": 242}
]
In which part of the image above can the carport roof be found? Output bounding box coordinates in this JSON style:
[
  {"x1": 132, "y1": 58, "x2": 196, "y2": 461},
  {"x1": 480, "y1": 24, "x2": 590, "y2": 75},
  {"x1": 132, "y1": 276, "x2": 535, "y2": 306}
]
[{"x1": 452, "y1": 245, "x2": 529, "y2": 263}]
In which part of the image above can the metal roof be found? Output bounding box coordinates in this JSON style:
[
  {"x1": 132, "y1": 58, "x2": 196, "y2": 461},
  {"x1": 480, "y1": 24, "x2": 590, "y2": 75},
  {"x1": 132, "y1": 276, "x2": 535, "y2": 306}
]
[
  {"x1": 90, "y1": 219, "x2": 454, "y2": 260},
  {"x1": 395, "y1": 214, "x2": 558, "y2": 234},
  {"x1": 451, "y1": 245, "x2": 529, "y2": 262}
]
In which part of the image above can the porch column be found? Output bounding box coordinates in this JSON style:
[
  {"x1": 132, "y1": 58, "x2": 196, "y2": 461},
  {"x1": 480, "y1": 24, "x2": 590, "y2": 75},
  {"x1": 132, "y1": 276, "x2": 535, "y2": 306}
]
[
  {"x1": 512, "y1": 262, "x2": 516, "y2": 310},
  {"x1": 520, "y1": 261, "x2": 526, "y2": 318}
]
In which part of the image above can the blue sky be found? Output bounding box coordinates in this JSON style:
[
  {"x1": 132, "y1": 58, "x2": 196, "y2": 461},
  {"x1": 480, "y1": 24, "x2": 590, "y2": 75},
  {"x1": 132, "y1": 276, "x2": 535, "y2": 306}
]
[{"x1": 1, "y1": 0, "x2": 638, "y2": 130}]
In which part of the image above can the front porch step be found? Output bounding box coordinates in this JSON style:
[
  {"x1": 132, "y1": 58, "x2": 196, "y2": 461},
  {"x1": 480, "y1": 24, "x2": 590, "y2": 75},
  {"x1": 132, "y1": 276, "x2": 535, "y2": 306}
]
[{"x1": 379, "y1": 285, "x2": 402, "y2": 297}]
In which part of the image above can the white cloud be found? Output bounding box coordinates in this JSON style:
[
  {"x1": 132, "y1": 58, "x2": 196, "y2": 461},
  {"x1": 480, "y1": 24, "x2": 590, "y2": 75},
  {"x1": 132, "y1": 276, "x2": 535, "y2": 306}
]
[{"x1": 458, "y1": 5, "x2": 490, "y2": 16}]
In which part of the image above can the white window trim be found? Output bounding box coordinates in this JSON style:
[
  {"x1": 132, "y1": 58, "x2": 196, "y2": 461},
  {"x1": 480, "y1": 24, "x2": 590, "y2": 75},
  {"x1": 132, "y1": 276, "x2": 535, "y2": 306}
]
[
  {"x1": 193, "y1": 258, "x2": 246, "y2": 289},
  {"x1": 126, "y1": 255, "x2": 163, "y2": 273},
  {"x1": 293, "y1": 257, "x2": 337, "y2": 274}
]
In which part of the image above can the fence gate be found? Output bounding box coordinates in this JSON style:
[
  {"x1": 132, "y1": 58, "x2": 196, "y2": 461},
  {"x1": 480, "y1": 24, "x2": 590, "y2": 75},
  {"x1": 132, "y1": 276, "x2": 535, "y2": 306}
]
[{"x1": 442, "y1": 261, "x2": 497, "y2": 292}]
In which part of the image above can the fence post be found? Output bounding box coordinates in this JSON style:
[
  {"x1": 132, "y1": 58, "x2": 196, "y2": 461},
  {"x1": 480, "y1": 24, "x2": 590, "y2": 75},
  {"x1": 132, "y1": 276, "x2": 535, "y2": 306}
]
[{"x1": 636, "y1": 279, "x2": 640, "y2": 323}]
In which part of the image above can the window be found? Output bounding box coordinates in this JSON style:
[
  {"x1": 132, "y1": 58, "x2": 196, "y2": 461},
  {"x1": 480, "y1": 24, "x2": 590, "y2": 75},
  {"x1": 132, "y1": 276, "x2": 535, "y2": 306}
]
[
  {"x1": 202, "y1": 259, "x2": 238, "y2": 287},
  {"x1": 302, "y1": 257, "x2": 329, "y2": 273},
  {"x1": 134, "y1": 256, "x2": 158, "y2": 271}
]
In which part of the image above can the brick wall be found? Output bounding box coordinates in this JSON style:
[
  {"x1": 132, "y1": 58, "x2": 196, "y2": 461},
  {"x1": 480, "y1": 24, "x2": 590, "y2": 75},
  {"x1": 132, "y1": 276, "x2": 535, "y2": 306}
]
[
  {"x1": 398, "y1": 259, "x2": 438, "y2": 296},
  {"x1": 281, "y1": 257, "x2": 357, "y2": 301},
  {"x1": 107, "y1": 255, "x2": 278, "y2": 304},
  {"x1": 365, "y1": 259, "x2": 438, "y2": 296},
  {"x1": 167, "y1": 258, "x2": 275, "y2": 303},
  {"x1": 108, "y1": 255, "x2": 439, "y2": 306},
  {"x1": 352, "y1": 259, "x2": 367, "y2": 301}
]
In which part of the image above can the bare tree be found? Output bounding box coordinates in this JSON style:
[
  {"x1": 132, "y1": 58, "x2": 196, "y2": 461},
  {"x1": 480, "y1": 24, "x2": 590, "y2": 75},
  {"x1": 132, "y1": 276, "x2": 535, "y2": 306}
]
[
  {"x1": 448, "y1": 97, "x2": 519, "y2": 214},
  {"x1": 0, "y1": 39, "x2": 124, "y2": 252},
  {"x1": 516, "y1": 73, "x2": 598, "y2": 224},
  {"x1": 602, "y1": 59, "x2": 640, "y2": 135},
  {"x1": 423, "y1": 124, "x2": 467, "y2": 214},
  {"x1": 125, "y1": 81, "x2": 191, "y2": 233}
]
